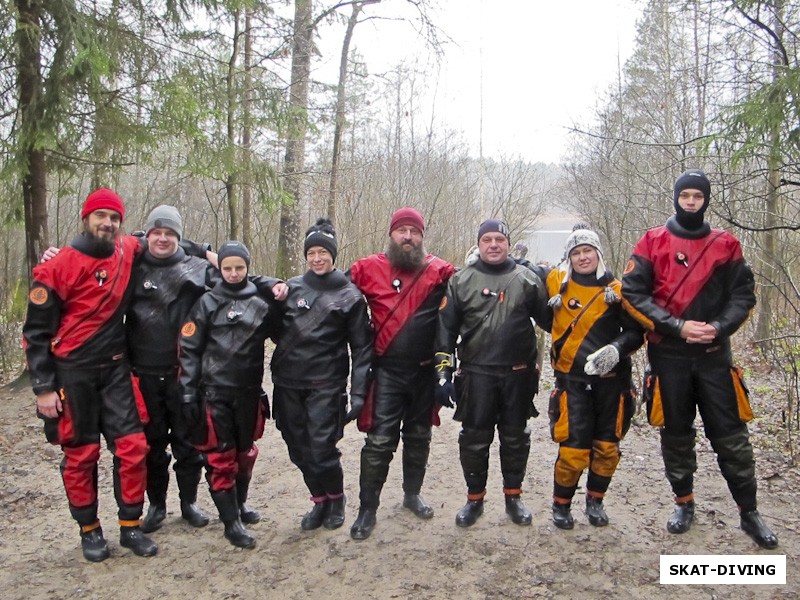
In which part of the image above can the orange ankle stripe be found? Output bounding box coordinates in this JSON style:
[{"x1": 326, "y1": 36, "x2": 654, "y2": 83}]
[
  {"x1": 467, "y1": 491, "x2": 486, "y2": 501},
  {"x1": 503, "y1": 488, "x2": 522, "y2": 496},
  {"x1": 119, "y1": 519, "x2": 141, "y2": 527},
  {"x1": 81, "y1": 521, "x2": 101, "y2": 533},
  {"x1": 675, "y1": 493, "x2": 694, "y2": 504},
  {"x1": 553, "y1": 496, "x2": 572, "y2": 505}
]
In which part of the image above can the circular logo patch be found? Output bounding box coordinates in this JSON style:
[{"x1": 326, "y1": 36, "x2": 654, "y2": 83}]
[
  {"x1": 623, "y1": 259, "x2": 635, "y2": 275},
  {"x1": 30, "y1": 287, "x2": 48, "y2": 305},
  {"x1": 181, "y1": 322, "x2": 197, "y2": 337}
]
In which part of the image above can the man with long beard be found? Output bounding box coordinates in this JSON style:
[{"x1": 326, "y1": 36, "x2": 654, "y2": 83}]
[
  {"x1": 348, "y1": 207, "x2": 455, "y2": 540},
  {"x1": 23, "y1": 189, "x2": 158, "y2": 562}
]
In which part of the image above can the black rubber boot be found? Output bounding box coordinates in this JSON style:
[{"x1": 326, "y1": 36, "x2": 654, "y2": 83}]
[
  {"x1": 504, "y1": 495, "x2": 532, "y2": 526},
  {"x1": 552, "y1": 502, "x2": 574, "y2": 530},
  {"x1": 350, "y1": 507, "x2": 377, "y2": 540},
  {"x1": 667, "y1": 500, "x2": 695, "y2": 534},
  {"x1": 585, "y1": 496, "x2": 609, "y2": 527},
  {"x1": 180, "y1": 500, "x2": 210, "y2": 528},
  {"x1": 402, "y1": 493, "x2": 434, "y2": 520},
  {"x1": 119, "y1": 525, "x2": 158, "y2": 557},
  {"x1": 740, "y1": 510, "x2": 778, "y2": 549},
  {"x1": 224, "y1": 519, "x2": 256, "y2": 549},
  {"x1": 301, "y1": 501, "x2": 330, "y2": 531},
  {"x1": 237, "y1": 477, "x2": 261, "y2": 525},
  {"x1": 80, "y1": 525, "x2": 110, "y2": 562},
  {"x1": 212, "y1": 488, "x2": 256, "y2": 548},
  {"x1": 140, "y1": 503, "x2": 167, "y2": 533},
  {"x1": 323, "y1": 495, "x2": 346, "y2": 530},
  {"x1": 455, "y1": 499, "x2": 484, "y2": 527}
]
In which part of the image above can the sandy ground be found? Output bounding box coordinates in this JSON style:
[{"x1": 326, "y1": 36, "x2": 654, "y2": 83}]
[{"x1": 0, "y1": 361, "x2": 797, "y2": 600}]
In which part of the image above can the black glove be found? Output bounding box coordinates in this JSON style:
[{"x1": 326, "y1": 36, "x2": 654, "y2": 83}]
[
  {"x1": 259, "y1": 390, "x2": 271, "y2": 420},
  {"x1": 434, "y1": 377, "x2": 455, "y2": 409},
  {"x1": 345, "y1": 394, "x2": 365, "y2": 423},
  {"x1": 181, "y1": 394, "x2": 202, "y2": 429}
]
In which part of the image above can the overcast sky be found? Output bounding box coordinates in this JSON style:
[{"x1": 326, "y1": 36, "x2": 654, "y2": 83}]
[{"x1": 316, "y1": 0, "x2": 643, "y2": 164}]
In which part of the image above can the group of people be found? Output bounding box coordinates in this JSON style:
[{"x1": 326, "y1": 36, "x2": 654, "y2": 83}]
[{"x1": 23, "y1": 169, "x2": 778, "y2": 564}]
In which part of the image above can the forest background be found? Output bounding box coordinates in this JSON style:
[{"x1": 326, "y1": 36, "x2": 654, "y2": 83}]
[{"x1": 2, "y1": 0, "x2": 799, "y2": 459}]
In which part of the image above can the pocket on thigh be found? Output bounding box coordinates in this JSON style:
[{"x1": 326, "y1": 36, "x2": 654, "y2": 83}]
[
  {"x1": 730, "y1": 366, "x2": 754, "y2": 423},
  {"x1": 548, "y1": 387, "x2": 569, "y2": 443}
]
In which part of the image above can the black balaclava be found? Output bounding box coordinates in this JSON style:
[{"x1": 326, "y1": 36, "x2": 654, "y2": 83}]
[{"x1": 673, "y1": 169, "x2": 711, "y2": 230}]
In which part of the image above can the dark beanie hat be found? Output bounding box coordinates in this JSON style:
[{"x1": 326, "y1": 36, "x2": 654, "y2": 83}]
[
  {"x1": 218, "y1": 240, "x2": 251, "y2": 268},
  {"x1": 389, "y1": 207, "x2": 425, "y2": 234},
  {"x1": 145, "y1": 205, "x2": 183, "y2": 240},
  {"x1": 81, "y1": 188, "x2": 125, "y2": 222},
  {"x1": 673, "y1": 169, "x2": 711, "y2": 230},
  {"x1": 303, "y1": 218, "x2": 338, "y2": 263},
  {"x1": 477, "y1": 219, "x2": 510, "y2": 242}
]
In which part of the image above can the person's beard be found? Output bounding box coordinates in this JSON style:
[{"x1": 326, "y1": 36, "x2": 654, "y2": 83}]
[
  {"x1": 386, "y1": 238, "x2": 425, "y2": 271},
  {"x1": 83, "y1": 226, "x2": 117, "y2": 255}
]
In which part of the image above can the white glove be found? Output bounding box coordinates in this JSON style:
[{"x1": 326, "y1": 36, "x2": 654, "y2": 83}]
[{"x1": 584, "y1": 344, "x2": 620, "y2": 376}]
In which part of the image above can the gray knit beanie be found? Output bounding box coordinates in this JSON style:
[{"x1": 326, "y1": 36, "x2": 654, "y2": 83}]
[{"x1": 145, "y1": 205, "x2": 183, "y2": 240}]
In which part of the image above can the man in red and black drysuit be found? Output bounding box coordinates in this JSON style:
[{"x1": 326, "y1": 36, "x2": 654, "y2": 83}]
[
  {"x1": 23, "y1": 188, "x2": 157, "y2": 562},
  {"x1": 348, "y1": 207, "x2": 455, "y2": 540},
  {"x1": 622, "y1": 169, "x2": 777, "y2": 548}
]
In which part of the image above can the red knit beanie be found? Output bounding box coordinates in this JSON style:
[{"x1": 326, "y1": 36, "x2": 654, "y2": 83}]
[
  {"x1": 81, "y1": 188, "x2": 125, "y2": 222},
  {"x1": 389, "y1": 207, "x2": 425, "y2": 234}
]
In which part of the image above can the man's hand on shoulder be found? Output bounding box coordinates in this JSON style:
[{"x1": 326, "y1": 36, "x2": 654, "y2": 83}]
[{"x1": 41, "y1": 246, "x2": 60, "y2": 263}]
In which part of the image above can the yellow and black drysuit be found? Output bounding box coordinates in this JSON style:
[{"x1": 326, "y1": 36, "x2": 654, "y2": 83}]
[{"x1": 546, "y1": 269, "x2": 643, "y2": 505}]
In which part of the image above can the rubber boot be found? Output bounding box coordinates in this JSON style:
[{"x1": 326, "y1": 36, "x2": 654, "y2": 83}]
[
  {"x1": 119, "y1": 524, "x2": 158, "y2": 557},
  {"x1": 211, "y1": 489, "x2": 256, "y2": 549},
  {"x1": 504, "y1": 495, "x2": 532, "y2": 526},
  {"x1": 350, "y1": 507, "x2": 377, "y2": 540},
  {"x1": 552, "y1": 502, "x2": 574, "y2": 530},
  {"x1": 224, "y1": 519, "x2": 256, "y2": 549},
  {"x1": 585, "y1": 495, "x2": 609, "y2": 527},
  {"x1": 455, "y1": 498, "x2": 484, "y2": 527},
  {"x1": 180, "y1": 500, "x2": 210, "y2": 528},
  {"x1": 140, "y1": 503, "x2": 167, "y2": 533},
  {"x1": 323, "y1": 494, "x2": 346, "y2": 530},
  {"x1": 301, "y1": 498, "x2": 330, "y2": 531},
  {"x1": 740, "y1": 510, "x2": 778, "y2": 549},
  {"x1": 80, "y1": 523, "x2": 110, "y2": 563},
  {"x1": 667, "y1": 499, "x2": 695, "y2": 534},
  {"x1": 402, "y1": 493, "x2": 434, "y2": 520},
  {"x1": 177, "y1": 464, "x2": 209, "y2": 528},
  {"x1": 236, "y1": 477, "x2": 261, "y2": 525}
]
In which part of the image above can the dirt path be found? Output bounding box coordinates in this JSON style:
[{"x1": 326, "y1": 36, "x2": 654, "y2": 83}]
[{"x1": 0, "y1": 363, "x2": 797, "y2": 600}]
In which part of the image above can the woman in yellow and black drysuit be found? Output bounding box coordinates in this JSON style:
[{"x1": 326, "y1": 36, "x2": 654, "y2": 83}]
[{"x1": 545, "y1": 227, "x2": 643, "y2": 530}]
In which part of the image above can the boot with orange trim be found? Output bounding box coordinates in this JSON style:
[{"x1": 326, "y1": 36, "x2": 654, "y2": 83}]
[
  {"x1": 80, "y1": 521, "x2": 110, "y2": 562},
  {"x1": 455, "y1": 491, "x2": 485, "y2": 527},
  {"x1": 504, "y1": 489, "x2": 532, "y2": 525},
  {"x1": 552, "y1": 498, "x2": 574, "y2": 530},
  {"x1": 666, "y1": 495, "x2": 695, "y2": 534},
  {"x1": 119, "y1": 520, "x2": 158, "y2": 557},
  {"x1": 585, "y1": 492, "x2": 609, "y2": 527}
]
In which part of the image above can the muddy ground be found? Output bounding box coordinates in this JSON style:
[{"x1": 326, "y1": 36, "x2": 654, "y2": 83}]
[{"x1": 0, "y1": 350, "x2": 797, "y2": 600}]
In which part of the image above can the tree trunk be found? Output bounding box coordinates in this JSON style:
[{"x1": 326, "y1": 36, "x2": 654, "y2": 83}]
[
  {"x1": 241, "y1": 8, "x2": 253, "y2": 249},
  {"x1": 327, "y1": 2, "x2": 363, "y2": 224},
  {"x1": 277, "y1": 0, "x2": 313, "y2": 278},
  {"x1": 16, "y1": 0, "x2": 49, "y2": 281},
  {"x1": 226, "y1": 9, "x2": 242, "y2": 240},
  {"x1": 755, "y1": 0, "x2": 785, "y2": 343}
]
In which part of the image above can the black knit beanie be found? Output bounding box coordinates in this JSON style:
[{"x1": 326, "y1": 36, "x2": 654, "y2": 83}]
[
  {"x1": 477, "y1": 219, "x2": 510, "y2": 243},
  {"x1": 218, "y1": 240, "x2": 251, "y2": 268},
  {"x1": 303, "y1": 218, "x2": 338, "y2": 263}
]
